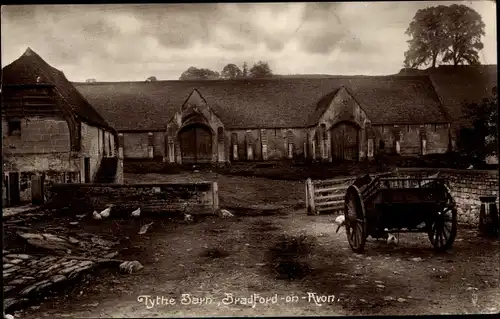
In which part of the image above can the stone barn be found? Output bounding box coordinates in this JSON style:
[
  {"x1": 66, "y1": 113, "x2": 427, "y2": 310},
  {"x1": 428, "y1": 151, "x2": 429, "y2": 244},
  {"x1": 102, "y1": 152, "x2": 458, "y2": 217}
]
[
  {"x1": 75, "y1": 75, "x2": 454, "y2": 165},
  {"x1": 2, "y1": 48, "x2": 122, "y2": 206},
  {"x1": 399, "y1": 65, "x2": 497, "y2": 153}
]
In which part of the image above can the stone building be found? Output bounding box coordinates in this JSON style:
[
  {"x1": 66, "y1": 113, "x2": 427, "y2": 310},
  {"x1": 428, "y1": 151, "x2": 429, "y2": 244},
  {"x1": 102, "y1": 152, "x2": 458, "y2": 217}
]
[
  {"x1": 4, "y1": 48, "x2": 496, "y2": 183},
  {"x1": 399, "y1": 64, "x2": 497, "y2": 151},
  {"x1": 2, "y1": 48, "x2": 123, "y2": 206},
  {"x1": 75, "y1": 75, "x2": 457, "y2": 165}
]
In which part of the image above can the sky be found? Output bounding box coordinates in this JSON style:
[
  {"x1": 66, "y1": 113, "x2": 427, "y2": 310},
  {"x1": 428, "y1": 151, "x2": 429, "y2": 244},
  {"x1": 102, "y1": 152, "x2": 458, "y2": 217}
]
[{"x1": 1, "y1": 1, "x2": 497, "y2": 82}]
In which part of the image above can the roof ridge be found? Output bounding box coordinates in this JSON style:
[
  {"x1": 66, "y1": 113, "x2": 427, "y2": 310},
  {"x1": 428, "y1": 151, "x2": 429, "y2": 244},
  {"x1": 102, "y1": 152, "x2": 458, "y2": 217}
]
[{"x1": 72, "y1": 75, "x2": 433, "y2": 86}]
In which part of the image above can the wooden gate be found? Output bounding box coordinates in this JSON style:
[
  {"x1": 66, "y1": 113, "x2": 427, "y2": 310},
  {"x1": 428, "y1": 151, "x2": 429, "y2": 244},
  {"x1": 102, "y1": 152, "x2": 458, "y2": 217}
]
[
  {"x1": 179, "y1": 124, "x2": 213, "y2": 164},
  {"x1": 331, "y1": 122, "x2": 359, "y2": 161},
  {"x1": 306, "y1": 172, "x2": 393, "y2": 215}
]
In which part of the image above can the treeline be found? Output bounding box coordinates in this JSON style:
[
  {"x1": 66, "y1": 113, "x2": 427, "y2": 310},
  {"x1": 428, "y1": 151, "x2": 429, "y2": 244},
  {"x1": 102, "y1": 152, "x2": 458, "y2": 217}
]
[{"x1": 179, "y1": 61, "x2": 272, "y2": 80}]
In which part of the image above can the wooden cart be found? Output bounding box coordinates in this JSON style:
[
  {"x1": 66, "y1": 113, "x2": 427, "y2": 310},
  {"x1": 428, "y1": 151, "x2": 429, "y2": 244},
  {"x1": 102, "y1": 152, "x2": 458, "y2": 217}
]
[{"x1": 343, "y1": 173, "x2": 457, "y2": 253}]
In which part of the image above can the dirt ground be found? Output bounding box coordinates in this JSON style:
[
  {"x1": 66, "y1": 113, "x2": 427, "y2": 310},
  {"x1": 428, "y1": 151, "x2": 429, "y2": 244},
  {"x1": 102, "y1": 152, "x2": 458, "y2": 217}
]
[{"x1": 7, "y1": 172, "x2": 500, "y2": 317}]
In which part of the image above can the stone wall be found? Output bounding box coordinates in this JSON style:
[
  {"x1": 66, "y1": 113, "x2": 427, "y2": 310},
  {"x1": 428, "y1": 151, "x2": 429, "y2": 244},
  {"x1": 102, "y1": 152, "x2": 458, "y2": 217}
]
[
  {"x1": 373, "y1": 124, "x2": 449, "y2": 156},
  {"x1": 2, "y1": 116, "x2": 71, "y2": 154},
  {"x1": 46, "y1": 182, "x2": 219, "y2": 215},
  {"x1": 123, "y1": 132, "x2": 149, "y2": 159},
  {"x1": 153, "y1": 132, "x2": 165, "y2": 158},
  {"x1": 2, "y1": 153, "x2": 80, "y2": 172},
  {"x1": 395, "y1": 168, "x2": 499, "y2": 226},
  {"x1": 228, "y1": 128, "x2": 307, "y2": 161}
]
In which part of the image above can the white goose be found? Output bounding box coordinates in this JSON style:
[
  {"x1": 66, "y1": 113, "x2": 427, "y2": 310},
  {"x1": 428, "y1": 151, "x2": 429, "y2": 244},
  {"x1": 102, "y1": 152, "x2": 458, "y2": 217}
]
[
  {"x1": 334, "y1": 215, "x2": 346, "y2": 233},
  {"x1": 92, "y1": 210, "x2": 102, "y2": 220},
  {"x1": 99, "y1": 204, "x2": 113, "y2": 218},
  {"x1": 131, "y1": 207, "x2": 141, "y2": 218}
]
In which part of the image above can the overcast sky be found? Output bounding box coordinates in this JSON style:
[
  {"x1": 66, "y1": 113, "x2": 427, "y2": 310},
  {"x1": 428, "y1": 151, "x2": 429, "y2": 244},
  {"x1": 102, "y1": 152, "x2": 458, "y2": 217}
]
[{"x1": 1, "y1": 1, "x2": 497, "y2": 82}]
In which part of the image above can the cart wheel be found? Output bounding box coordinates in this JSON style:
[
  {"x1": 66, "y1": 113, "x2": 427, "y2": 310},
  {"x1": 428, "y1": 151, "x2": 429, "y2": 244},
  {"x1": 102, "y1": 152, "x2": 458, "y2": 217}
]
[
  {"x1": 344, "y1": 185, "x2": 367, "y2": 253},
  {"x1": 428, "y1": 194, "x2": 457, "y2": 252}
]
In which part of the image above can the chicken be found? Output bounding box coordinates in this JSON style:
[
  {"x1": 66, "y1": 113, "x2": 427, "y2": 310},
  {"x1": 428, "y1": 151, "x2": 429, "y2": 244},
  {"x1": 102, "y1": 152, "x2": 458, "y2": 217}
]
[
  {"x1": 387, "y1": 233, "x2": 398, "y2": 245},
  {"x1": 334, "y1": 215, "x2": 346, "y2": 233},
  {"x1": 219, "y1": 209, "x2": 234, "y2": 219},
  {"x1": 131, "y1": 207, "x2": 141, "y2": 218},
  {"x1": 92, "y1": 210, "x2": 102, "y2": 220},
  {"x1": 138, "y1": 221, "x2": 154, "y2": 235},
  {"x1": 184, "y1": 214, "x2": 194, "y2": 223},
  {"x1": 99, "y1": 205, "x2": 113, "y2": 218}
]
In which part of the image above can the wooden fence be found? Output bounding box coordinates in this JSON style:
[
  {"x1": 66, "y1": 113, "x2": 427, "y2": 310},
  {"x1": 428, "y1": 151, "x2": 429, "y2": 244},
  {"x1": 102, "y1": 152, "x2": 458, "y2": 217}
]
[{"x1": 305, "y1": 172, "x2": 394, "y2": 215}]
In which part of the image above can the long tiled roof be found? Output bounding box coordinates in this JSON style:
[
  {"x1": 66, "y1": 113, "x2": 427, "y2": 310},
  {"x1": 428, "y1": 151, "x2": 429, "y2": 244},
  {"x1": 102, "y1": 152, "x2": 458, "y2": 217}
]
[{"x1": 74, "y1": 75, "x2": 448, "y2": 131}]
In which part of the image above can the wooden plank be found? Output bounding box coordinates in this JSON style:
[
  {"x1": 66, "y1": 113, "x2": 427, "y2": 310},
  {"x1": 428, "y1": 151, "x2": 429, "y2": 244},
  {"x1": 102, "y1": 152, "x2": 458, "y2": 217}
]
[
  {"x1": 305, "y1": 179, "x2": 309, "y2": 211},
  {"x1": 316, "y1": 193, "x2": 344, "y2": 201},
  {"x1": 313, "y1": 177, "x2": 355, "y2": 185},
  {"x1": 306, "y1": 178, "x2": 315, "y2": 213},
  {"x1": 316, "y1": 200, "x2": 344, "y2": 207},
  {"x1": 315, "y1": 186, "x2": 348, "y2": 193},
  {"x1": 212, "y1": 182, "x2": 219, "y2": 212},
  {"x1": 317, "y1": 206, "x2": 343, "y2": 212}
]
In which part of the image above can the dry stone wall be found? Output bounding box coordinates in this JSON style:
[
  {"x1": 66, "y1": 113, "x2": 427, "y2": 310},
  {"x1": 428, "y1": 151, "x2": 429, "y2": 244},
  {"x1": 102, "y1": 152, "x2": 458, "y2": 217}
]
[
  {"x1": 46, "y1": 182, "x2": 219, "y2": 215},
  {"x1": 395, "y1": 168, "x2": 499, "y2": 226}
]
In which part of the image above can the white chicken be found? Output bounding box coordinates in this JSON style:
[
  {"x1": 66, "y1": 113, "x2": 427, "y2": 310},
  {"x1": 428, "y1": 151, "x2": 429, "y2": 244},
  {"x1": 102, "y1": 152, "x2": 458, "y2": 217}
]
[
  {"x1": 99, "y1": 204, "x2": 113, "y2": 218},
  {"x1": 184, "y1": 214, "x2": 194, "y2": 223},
  {"x1": 219, "y1": 209, "x2": 234, "y2": 219},
  {"x1": 131, "y1": 207, "x2": 141, "y2": 218},
  {"x1": 387, "y1": 233, "x2": 398, "y2": 245},
  {"x1": 334, "y1": 215, "x2": 346, "y2": 233},
  {"x1": 92, "y1": 210, "x2": 102, "y2": 220}
]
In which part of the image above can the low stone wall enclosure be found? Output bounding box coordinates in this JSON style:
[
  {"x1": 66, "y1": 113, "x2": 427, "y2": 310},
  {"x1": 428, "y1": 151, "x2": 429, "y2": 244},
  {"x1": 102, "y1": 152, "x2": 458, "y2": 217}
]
[
  {"x1": 394, "y1": 168, "x2": 499, "y2": 226},
  {"x1": 46, "y1": 182, "x2": 219, "y2": 215}
]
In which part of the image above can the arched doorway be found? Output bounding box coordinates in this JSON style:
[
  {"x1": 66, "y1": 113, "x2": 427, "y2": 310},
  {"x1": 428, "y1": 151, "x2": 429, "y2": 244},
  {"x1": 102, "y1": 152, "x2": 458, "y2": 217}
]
[
  {"x1": 330, "y1": 122, "x2": 360, "y2": 161},
  {"x1": 178, "y1": 124, "x2": 213, "y2": 164}
]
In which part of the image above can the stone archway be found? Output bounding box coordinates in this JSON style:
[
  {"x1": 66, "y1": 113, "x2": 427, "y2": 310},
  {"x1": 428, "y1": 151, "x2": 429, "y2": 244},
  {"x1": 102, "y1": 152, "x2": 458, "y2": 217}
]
[
  {"x1": 330, "y1": 121, "x2": 360, "y2": 161},
  {"x1": 178, "y1": 123, "x2": 213, "y2": 164}
]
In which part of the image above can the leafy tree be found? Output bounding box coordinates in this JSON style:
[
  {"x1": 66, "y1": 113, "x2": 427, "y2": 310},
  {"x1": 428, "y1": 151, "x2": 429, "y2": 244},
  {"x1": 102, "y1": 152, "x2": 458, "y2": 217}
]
[
  {"x1": 458, "y1": 88, "x2": 498, "y2": 164},
  {"x1": 221, "y1": 64, "x2": 243, "y2": 80},
  {"x1": 441, "y1": 4, "x2": 485, "y2": 66},
  {"x1": 404, "y1": 5, "x2": 450, "y2": 69},
  {"x1": 404, "y1": 4, "x2": 485, "y2": 68},
  {"x1": 146, "y1": 76, "x2": 157, "y2": 82},
  {"x1": 249, "y1": 61, "x2": 273, "y2": 78},
  {"x1": 242, "y1": 62, "x2": 248, "y2": 77},
  {"x1": 179, "y1": 67, "x2": 220, "y2": 80}
]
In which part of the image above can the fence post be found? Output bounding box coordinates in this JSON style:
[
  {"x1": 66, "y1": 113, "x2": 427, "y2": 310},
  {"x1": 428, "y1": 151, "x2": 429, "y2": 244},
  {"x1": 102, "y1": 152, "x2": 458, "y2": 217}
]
[
  {"x1": 305, "y1": 179, "x2": 309, "y2": 212},
  {"x1": 212, "y1": 181, "x2": 219, "y2": 214},
  {"x1": 306, "y1": 178, "x2": 316, "y2": 215}
]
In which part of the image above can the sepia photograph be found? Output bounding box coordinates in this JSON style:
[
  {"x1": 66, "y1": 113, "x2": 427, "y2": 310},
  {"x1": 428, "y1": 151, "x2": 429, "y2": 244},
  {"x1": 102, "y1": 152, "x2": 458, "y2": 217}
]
[{"x1": 1, "y1": 1, "x2": 499, "y2": 318}]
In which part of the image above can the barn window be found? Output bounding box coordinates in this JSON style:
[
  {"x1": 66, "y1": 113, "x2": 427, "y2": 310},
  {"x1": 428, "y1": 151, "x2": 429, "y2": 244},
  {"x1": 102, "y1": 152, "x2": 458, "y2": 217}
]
[
  {"x1": 8, "y1": 120, "x2": 21, "y2": 136},
  {"x1": 379, "y1": 140, "x2": 385, "y2": 150}
]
